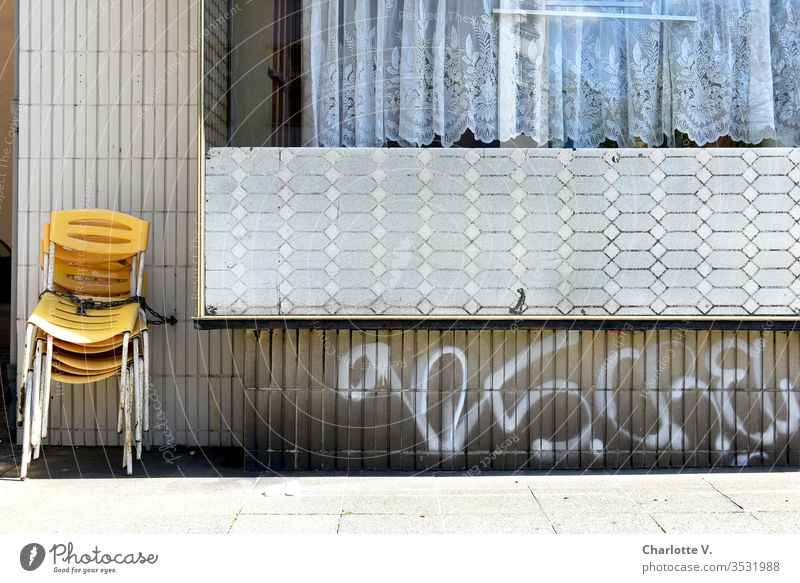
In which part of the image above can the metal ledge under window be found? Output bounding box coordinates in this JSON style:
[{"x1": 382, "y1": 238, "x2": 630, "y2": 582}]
[{"x1": 195, "y1": 318, "x2": 800, "y2": 332}]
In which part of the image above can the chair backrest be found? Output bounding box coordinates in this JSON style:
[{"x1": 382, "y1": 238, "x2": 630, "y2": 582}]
[
  {"x1": 49, "y1": 209, "x2": 150, "y2": 260},
  {"x1": 40, "y1": 223, "x2": 50, "y2": 268},
  {"x1": 52, "y1": 257, "x2": 135, "y2": 298},
  {"x1": 44, "y1": 210, "x2": 150, "y2": 296}
]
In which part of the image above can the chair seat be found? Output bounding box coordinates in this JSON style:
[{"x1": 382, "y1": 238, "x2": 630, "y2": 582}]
[
  {"x1": 52, "y1": 350, "x2": 133, "y2": 373},
  {"x1": 49, "y1": 315, "x2": 147, "y2": 352},
  {"x1": 28, "y1": 294, "x2": 140, "y2": 344}
]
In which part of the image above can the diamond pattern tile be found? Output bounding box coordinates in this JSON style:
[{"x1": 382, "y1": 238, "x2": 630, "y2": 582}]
[{"x1": 205, "y1": 147, "x2": 800, "y2": 317}]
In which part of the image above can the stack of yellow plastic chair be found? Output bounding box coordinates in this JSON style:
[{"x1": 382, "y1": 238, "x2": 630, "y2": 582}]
[{"x1": 17, "y1": 210, "x2": 151, "y2": 478}]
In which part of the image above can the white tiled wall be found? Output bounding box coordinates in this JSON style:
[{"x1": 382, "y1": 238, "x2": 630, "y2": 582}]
[{"x1": 15, "y1": 0, "x2": 244, "y2": 448}]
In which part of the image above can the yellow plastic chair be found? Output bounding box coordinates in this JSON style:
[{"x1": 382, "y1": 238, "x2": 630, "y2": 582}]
[
  {"x1": 51, "y1": 258, "x2": 135, "y2": 298},
  {"x1": 26, "y1": 224, "x2": 139, "y2": 447},
  {"x1": 21, "y1": 214, "x2": 150, "y2": 476},
  {"x1": 51, "y1": 369, "x2": 119, "y2": 384},
  {"x1": 43, "y1": 269, "x2": 152, "y2": 460},
  {"x1": 51, "y1": 316, "x2": 148, "y2": 353},
  {"x1": 19, "y1": 210, "x2": 150, "y2": 478}
]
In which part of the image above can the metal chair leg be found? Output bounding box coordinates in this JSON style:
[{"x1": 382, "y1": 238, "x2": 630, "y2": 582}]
[
  {"x1": 30, "y1": 340, "x2": 43, "y2": 460},
  {"x1": 19, "y1": 370, "x2": 33, "y2": 480},
  {"x1": 138, "y1": 356, "x2": 146, "y2": 455},
  {"x1": 40, "y1": 336, "x2": 54, "y2": 440},
  {"x1": 124, "y1": 365, "x2": 134, "y2": 476},
  {"x1": 17, "y1": 324, "x2": 35, "y2": 425},
  {"x1": 34, "y1": 336, "x2": 53, "y2": 459},
  {"x1": 133, "y1": 339, "x2": 142, "y2": 459},
  {"x1": 143, "y1": 330, "x2": 150, "y2": 433},
  {"x1": 117, "y1": 333, "x2": 130, "y2": 434}
]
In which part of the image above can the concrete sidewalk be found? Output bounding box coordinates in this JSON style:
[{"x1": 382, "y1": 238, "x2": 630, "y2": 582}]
[{"x1": 1, "y1": 446, "x2": 799, "y2": 534}]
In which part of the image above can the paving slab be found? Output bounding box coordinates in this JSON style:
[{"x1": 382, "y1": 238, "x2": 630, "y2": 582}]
[
  {"x1": 434, "y1": 493, "x2": 541, "y2": 515},
  {"x1": 441, "y1": 513, "x2": 553, "y2": 534},
  {"x1": 549, "y1": 512, "x2": 664, "y2": 534},
  {"x1": 340, "y1": 495, "x2": 440, "y2": 516},
  {"x1": 2, "y1": 513, "x2": 237, "y2": 535},
  {"x1": 628, "y1": 491, "x2": 743, "y2": 514},
  {"x1": 337, "y1": 514, "x2": 446, "y2": 534},
  {"x1": 230, "y1": 514, "x2": 340, "y2": 534},
  {"x1": 651, "y1": 512, "x2": 772, "y2": 534},
  {"x1": 241, "y1": 494, "x2": 345, "y2": 515},
  {"x1": 753, "y1": 511, "x2": 800, "y2": 534},
  {"x1": 534, "y1": 492, "x2": 640, "y2": 514},
  {"x1": 722, "y1": 492, "x2": 800, "y2": 513},
  {"x1": 703, "y1": 473, "x2": 800, "y2": 491}
]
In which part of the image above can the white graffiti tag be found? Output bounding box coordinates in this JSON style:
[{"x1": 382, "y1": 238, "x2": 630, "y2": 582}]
[{"x1": 339, "y1": 337, "x2": 800, "y2": 463}]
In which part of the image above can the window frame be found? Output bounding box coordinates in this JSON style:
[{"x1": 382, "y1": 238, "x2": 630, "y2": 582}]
[{"x1": 196, "y1": 1, "x2": 800, "y2": 327}]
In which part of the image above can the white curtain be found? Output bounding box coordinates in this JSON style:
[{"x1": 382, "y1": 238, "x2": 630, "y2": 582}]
[{"x1": 310, "y1": 0, "x2": 800, "y2": 147}]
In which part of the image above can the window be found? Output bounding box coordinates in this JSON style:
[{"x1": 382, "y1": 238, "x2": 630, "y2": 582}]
[{"x1": 205, "y1": 0, "x2": 800, "y2": 148}]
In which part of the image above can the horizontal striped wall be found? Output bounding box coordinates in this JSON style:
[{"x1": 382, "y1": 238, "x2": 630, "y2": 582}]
[{"x1": 15, "y1": 0, "x2": 248, "y2": 448}]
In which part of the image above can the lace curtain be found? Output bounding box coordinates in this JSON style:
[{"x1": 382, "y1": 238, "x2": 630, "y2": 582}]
[{"x1": 310, "y1": 0, "x2": 800, "y2": 148}]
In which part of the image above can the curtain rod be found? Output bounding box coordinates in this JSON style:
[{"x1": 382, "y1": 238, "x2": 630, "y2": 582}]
[{"x1": 493, "y1": 8, "x2": 697, "y2": 22}]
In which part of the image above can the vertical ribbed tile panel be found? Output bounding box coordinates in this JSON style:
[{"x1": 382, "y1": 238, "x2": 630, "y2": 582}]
[
  {"x1": 16, "y1": 0, "x2": 245, "y2": 448},
  {"x1": 0, "y1": 0, "x2": 14, "y2": 253},
  {"x1": 244, "y1": 329, "x2": 800, "y2": 470}
]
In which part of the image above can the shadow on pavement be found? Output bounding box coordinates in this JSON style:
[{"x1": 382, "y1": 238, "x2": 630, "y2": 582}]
[{"x1": 0, "y1": 443, "x2": 250, "y2": 480}]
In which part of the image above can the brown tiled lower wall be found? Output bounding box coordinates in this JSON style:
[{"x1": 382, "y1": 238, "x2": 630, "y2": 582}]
[{"x1": 243, "y1": 328, "x2": 800, "y2": 470}]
